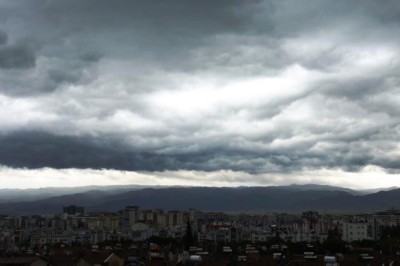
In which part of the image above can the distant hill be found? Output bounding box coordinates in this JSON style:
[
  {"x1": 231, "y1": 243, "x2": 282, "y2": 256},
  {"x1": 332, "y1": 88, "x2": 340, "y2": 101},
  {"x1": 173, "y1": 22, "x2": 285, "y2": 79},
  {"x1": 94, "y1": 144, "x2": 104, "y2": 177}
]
[
  {"x1": 0, "y1": 186, "x2": 400, "y2": 214},
  {"x1": 0, "y1": 183, "x2": 390, "y2": 203},
  {"x1": 272, "y1": 184, "x2": 361, "y2": 195},
  {"x1": 0, "y1": 184, "x2": 165, "y2": 202}
]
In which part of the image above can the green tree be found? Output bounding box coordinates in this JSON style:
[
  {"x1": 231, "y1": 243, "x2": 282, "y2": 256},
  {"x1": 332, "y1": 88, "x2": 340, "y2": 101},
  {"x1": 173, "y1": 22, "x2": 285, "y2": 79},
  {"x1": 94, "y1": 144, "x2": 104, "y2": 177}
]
[
  {"x1": 184, "y1": 219, "x2": 194, "y2": 251},
  {"x1": 322, "y1": 227, "x2": 345, "y2": 254}
]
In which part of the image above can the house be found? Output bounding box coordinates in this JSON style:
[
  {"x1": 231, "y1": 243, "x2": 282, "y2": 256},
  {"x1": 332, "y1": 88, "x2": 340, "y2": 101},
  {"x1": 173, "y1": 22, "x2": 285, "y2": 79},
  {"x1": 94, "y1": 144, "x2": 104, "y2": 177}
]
[{"x1": 76, "y1": 252, "x2": 123, "y2": 266}]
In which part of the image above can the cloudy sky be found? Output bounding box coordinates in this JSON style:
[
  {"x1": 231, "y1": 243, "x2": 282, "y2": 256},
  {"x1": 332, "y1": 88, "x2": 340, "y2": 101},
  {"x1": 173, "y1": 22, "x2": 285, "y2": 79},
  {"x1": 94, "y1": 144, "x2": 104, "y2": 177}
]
[{"x1": 0, "y1": 0, "x2": 400, "y2": 189}]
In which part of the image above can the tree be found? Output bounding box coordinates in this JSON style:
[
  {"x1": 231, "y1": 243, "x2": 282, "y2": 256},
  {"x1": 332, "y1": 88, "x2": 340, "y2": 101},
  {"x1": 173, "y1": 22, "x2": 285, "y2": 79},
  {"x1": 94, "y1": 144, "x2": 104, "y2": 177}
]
[
  {"x1": 184, "y1": 219, "x2": 194, "y2": 251},
  {"x1": 322, "y1": 227, "x2": 345, "y2": 254}
]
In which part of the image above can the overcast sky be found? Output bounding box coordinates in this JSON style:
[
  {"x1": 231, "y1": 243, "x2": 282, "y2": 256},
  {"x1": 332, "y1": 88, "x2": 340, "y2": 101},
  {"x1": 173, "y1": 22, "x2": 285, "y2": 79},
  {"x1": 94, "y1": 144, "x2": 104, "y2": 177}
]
[{"x1": 0, "y1": 0, "x2": 400, "y2": 189}]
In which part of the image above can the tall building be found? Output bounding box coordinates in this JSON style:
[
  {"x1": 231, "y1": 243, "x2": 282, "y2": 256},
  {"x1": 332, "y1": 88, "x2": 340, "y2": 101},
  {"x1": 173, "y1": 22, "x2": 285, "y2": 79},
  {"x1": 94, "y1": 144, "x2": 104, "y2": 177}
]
[{"x1": 120, "y1": 206, "x2": 139, "y2": 230}]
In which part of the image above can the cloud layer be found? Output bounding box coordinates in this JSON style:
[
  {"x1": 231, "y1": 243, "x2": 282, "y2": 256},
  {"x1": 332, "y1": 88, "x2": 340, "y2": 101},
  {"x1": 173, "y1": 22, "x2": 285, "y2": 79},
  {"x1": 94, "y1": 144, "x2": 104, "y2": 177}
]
[{"x1": 0, "y1": 0, "x2": 400, "y2": 187}]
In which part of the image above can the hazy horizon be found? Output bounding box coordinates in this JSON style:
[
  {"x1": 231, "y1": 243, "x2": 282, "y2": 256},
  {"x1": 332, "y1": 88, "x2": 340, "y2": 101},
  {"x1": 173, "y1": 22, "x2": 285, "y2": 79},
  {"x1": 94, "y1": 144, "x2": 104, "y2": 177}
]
[{"x1": 1, "y1": 1, "x2": 400, "y2": 189}]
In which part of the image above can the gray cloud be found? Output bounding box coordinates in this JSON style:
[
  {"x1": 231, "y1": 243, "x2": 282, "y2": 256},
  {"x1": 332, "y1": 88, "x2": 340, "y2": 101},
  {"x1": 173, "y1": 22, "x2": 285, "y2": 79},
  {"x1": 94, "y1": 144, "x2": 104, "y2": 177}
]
[
  {"x1": 0, "y1": 0, "x2": 399, "y2": 184},
  {"x1": 0, "y1": 30, "x2": 7, "y2": 45},
  {"x1": 79, "y1": 52, "x2": 103, "y2": 63},
  {"x1": 0, "y1": 0, "x2": 260, "y2": 96},
  {"x1": 0, "y1": 44, "x2": 35, "y2": 69},
  {"x1": 1, "y1": 125, "x2": 399, "y2": 175}
]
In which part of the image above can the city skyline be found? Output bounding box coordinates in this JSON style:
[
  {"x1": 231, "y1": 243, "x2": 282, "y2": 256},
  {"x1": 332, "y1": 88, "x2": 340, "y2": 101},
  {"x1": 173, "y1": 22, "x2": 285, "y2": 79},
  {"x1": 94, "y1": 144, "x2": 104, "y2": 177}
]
[{"x1": 1, "y1": 0, "x2": 400, "y2": 189}]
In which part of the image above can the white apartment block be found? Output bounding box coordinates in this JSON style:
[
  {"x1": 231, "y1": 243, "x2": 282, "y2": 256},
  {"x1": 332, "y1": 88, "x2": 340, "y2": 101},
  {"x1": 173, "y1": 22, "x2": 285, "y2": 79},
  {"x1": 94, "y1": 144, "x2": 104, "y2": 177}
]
[{"x1": 342, "y1": 222, "x2": 369, "y2": 242}]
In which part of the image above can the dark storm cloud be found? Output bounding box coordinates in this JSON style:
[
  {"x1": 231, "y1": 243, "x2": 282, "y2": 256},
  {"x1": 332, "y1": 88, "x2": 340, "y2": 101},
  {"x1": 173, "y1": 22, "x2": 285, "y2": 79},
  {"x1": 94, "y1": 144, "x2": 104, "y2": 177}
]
[
  {"x1": 79, "y1": 52, "x2": 103, "y2": 63},
  {"x1": 0, "y1": 57, "x2": 97, "y2": 95},
  {"x1": 0, "y1": 131, "x2": 329, "y2": 172},
  {"x1": 0, "y1": 44, "x2": 35, "y2": 69},
  {"x1": 0, "y1": 0, "x2": 261, "y2": 96},
  {"x1": 0, "y1": 131, "x2": 175, "y2": 171},
  {"x1": 0, "y1": 0, "x2": 400, "y2": 180},
  {"x1": 1, "y1": 0, "x2": 259, "y2": 57},
  {"x1": 1, "y1": 128, "x2": 399, "y2": 175},
  {"x1": 0, "y1": 132, "x2": 277, "y2": 172},
  {"x1": 0, "y1": 30, "x2": 7, "y2": 45}
]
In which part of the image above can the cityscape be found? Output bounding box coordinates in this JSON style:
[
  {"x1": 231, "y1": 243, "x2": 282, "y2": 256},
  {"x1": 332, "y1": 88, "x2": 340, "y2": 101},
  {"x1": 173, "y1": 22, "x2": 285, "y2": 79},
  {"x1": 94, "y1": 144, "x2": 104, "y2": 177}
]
[
  {"x1": 1, "y1": 0, "x2": 400, "y2": 265},
  {"x1": 0, "y1": 202, "x2": 400, "y2": 265}
]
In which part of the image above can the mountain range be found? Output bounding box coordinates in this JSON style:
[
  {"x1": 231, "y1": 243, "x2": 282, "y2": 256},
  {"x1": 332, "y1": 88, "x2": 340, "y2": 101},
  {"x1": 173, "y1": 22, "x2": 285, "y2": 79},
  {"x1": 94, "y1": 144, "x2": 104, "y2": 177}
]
[{"x1": 0, "y1": 184, "x2": 399, "y2": 214}]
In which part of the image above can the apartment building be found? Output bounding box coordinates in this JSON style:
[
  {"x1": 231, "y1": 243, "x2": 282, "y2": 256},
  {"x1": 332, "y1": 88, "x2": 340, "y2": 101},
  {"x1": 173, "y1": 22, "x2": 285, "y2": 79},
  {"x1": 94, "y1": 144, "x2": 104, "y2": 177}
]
[{"x1": 342, "y1": 221, "x2": 369, "y2": 242}]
